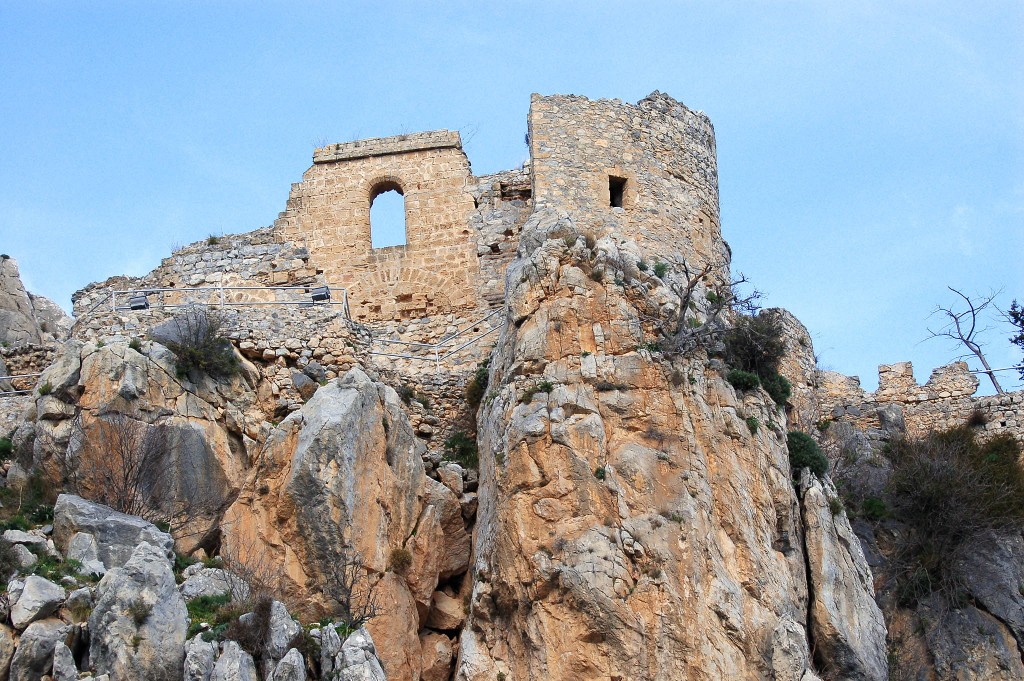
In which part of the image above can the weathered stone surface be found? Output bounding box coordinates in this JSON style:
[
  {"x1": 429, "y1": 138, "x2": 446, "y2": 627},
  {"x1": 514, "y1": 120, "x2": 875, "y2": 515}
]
[
  {"x1": 920, "y1": 599, "x2": 1024, "y2": 680},
  {"x1": 89, "y1": 542, "x2": 188, "y2": 681},
  {"x1": 211, "y1": 640, "x2": 258, "y2": 681},
  {"x1": 334, "y1": 628, "x2": 387, "y2": 681},
  {"x1": 0, "y1": 257, "x2": 43, "y2": 347},
  {"x1": 270, "y1": 648, "x2": 305, "y2": 681},
  {"x1": 51, "y1": 642, "x2": 78, "y2": 681},
  {"x1": 10, "y1": 575, "x2": 65, "y2": 630},
  {"x1": 425, "y1": 590, "x2": 464, "y2": 631},
  {"x1": 8, "y1": 618, "x2": 71, "y2": 681},
  {"x1": 179, "y1": 567, "x2": 235, "y2": 602},
  {"x1": 0, "y1": 625, "x2": 15, "y2": 681},
  {"x1": 67, "y1": 531, "x2": 106, "y2": 576},
  {"x1": 183, "y1": 636, "x2": 218, "y2": 681},
  {"x1": 54, "y1": 494, "x2": 174, "y2": 569},
  {"x1": 800, "y1": 470, "x2": 888, "y2": 680},
  {"x1": 419, "y1": 631, "x2": 454, "y2": 681}
]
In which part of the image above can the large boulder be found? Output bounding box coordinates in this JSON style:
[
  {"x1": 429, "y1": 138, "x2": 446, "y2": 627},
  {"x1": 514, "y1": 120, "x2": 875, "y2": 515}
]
[
  {"x1": 53, "y1": 494, "x2": 174, "y2": 569},
  {"x1": 89, "y1": 541, "x2": 188, "y2": 680},
  {"x1": 183, "y1": 636, "x2": 218, "y2": 681},
  {"x1": 270, "y1": 648, "x2": 305, "y2": 681},
  {"x1": 334, "y1": 628, "x2": 386, "y2": 681},
  {"x1": 8, "y1": 618, "x2": 71, "y2": 681},
  {"x1": 10, "y1": 575, "x2": 65, "y2": 630},
  {"x1": 211, "y1": 641, "x2": 258, "y2": 681}
]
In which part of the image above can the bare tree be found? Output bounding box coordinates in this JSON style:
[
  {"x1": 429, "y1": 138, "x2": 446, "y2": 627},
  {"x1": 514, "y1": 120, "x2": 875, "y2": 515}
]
[
  {"x1": 323, "y1": 547, "x2": 383, "y2": 631},
  {"x1": 66, "y1": 412, "x2": 216, "y2": 536},
  {"x1": 656, "y1": 259, "x2": 762, "y2": 357},
  {"x1": 926, "y1": 287, "x2": 1004, "y2": 394}
]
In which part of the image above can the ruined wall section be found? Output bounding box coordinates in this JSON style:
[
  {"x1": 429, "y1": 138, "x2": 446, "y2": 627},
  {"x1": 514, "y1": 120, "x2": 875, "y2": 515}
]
[
  {"x1": 274, "y1": 131, "x2": 480, "y2": 322},
  {"x1": 818, "y1": 361, "x2": 1023, "y2": 441},
  {"x1": 467, "y1": 166, "x2": 532, "y2": 308},
  {"x1": 528, "y1": 91, "x2": 727, "y2": 274}
]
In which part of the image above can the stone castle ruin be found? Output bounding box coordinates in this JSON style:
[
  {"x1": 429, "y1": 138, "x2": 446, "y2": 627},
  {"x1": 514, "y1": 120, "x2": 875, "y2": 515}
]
[{"x1": 2, "y1": 90, "x2": 1023, "y2": 681}]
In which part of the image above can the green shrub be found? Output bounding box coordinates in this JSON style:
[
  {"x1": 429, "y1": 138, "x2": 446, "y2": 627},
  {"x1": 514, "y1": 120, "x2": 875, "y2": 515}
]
[
  {"x1": 128, "y1": 337, "x2": 143, "y2": 352},
  {"x1": 829, "y1": 497, "x2": 845, "y2": 516},
  {"x1": 594, "y1": 466, "x2": 606, "y2": 481},
  {"x1": 760, "y1": 371, "x2": 792, "y2": 407},
  {"x1": 207, "y1": 235, "x2": 220, "y2": 246},
  {"x1": 465, "y1": 359, "x2": 490, "y2": 408},
  {"x1": 653, "y1": 262, "x2": 669, "y2": 278},
  {"x1": 594, "y1": 381, "x2": 628, "y2": 392},
  {"x1": 0, "y1": 515, "x2": 30, "y2": 532},
  {"x1": 787, "y1": 431, "x2": 828, "y2": 478},
  {"x1": 224, "y1": 596, "x2": 272, "y2": 656},
  {"x1": 745, "y1": 416, "x2": 759, "y2": 435},
  {"x1": 637, "y1": 260, "x2": 648, "y2": 272},
  {"x1": 724, "y1": 313, "x2": 786, "y2": 377},
  {"x1": 0, "y1": 437, "x2": 12, "y2": 460},
  {"x1": 861, "y1": 496, "x2": 888, "y2": 521},
  {"x1": 37, "y1": 381, "x2": 53, "y2": 396},
  {"x1": 888, "y1": 428, "x2": 1024, "y2": 606},
  {"x1": 444, "y1": 430, "x2": 478, "y2": 469},
  {"x1": 396, "y1": 385, "x2": 414, "y2": 404},
  {"x1": 726, "y1": 369, "x2": 760, "y2": 391},
  {"x1": 162, "y1": 306, "x2": 239, "y2": 379}
]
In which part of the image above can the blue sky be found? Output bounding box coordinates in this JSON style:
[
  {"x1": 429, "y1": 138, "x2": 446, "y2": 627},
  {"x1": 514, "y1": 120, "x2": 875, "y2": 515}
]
[{"x1": 2, "y1": 1, "x2": 1021, "y2": 392}]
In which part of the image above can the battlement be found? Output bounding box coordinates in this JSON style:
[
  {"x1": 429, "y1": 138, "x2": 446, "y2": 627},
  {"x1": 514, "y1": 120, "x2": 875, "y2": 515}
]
[{"x1": 313, "y1": 130, "x2": 462, "y2": 164}]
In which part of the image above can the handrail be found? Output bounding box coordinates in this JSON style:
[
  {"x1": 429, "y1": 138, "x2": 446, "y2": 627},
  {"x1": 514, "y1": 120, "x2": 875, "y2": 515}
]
[
  {"x1": 367, "y1": 308, "x2": 505, "y2": 371},
  {"x1": 0, "y1": 372, "x2": 44, "y2": 381}
]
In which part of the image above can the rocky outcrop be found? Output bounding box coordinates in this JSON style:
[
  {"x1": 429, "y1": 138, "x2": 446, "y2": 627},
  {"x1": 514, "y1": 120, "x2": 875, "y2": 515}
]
[
  {"x1": 89, "y1": 541, "x2": 188, "y2": 680},
  {"x1": 0, "y1": 257, "x2": 42, "y2": 347},
  {"x1": 220, "y1": 367, "x2": 472, "y2": 680},
  {"x1": 0, "y1": 256, "x2": 72, "y2": 348},
  {"x1": 54, "y1": 494, "x2": 175, "y2": 569},
  {"x1": 454, "y1": 211, "x2": 888, "y2": 679},
  {"x1": 799, "y1": 470, "x2": 887, "y2": 679}
]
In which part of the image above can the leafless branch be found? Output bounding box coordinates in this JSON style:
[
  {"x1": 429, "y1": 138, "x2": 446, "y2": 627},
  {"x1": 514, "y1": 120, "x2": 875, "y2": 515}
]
[{"x1": 926, "y1": 287, "x2": 1004, "y2": 394}]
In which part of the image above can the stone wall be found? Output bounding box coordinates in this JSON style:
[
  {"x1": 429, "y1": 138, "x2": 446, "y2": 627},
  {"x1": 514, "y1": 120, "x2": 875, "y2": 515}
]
[
  {"x1": 273, "y1": 131, "x2": 480, "y2": 322},
  {"x1": 528, "y1": 91, "x2": 728, "y2": 275},
  {"x1": 817, "y1": 361, "x2": 1023, "y2": 441}
]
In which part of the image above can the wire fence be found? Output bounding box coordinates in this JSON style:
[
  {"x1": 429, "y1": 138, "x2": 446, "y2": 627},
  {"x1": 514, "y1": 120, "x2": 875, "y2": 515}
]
[
  {"x1": 0, "y1": 372, "x2": 43, "y2": 396},
  {"x1": 79, "y1": 284, "x2": 351, "y2": 320},
  {"x1": 367, "y1": 308, "x2": 505, "y2": 371}
]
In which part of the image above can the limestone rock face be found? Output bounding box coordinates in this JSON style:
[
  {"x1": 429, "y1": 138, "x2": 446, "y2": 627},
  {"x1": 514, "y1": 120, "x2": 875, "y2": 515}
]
[
  {"x1": 221, "y1": 367, "x2": 470, "y2": 680},
  {"x1": 211, "y1": 641, "x2": 258, "y2": 681},
  {"x1": 799, "y1": 470, "x2": 887, "y2": 679},
  {"x1": 0, "y1": 257, "x2": 42, "y2": 347},
  {"x1": 455, "y1": 217, "x2": 887, "y2": 680},
  {"x1": 88, "y1": 541, "x2": 188, "y2": 681}
]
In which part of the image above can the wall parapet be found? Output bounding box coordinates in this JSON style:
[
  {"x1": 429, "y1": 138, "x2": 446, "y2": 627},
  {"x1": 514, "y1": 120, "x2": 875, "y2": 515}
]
[{"x1": 313, "y1": 130, "x2": 462, "y2": 164}]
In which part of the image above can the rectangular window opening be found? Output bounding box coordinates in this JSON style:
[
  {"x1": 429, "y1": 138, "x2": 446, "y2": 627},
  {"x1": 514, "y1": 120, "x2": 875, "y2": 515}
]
[{"x1": 609, "y1": 176, "x2": 626, "y2": 208}]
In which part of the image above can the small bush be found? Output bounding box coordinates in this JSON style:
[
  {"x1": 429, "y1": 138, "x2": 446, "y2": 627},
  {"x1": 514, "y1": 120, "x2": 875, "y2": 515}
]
[
  {"x1": 128, "y1": 599, "x2": 152, "y2": 625},
  {"x1": 223, "y1": 596, "x2": 271, "y2": 656},
  {"x1": 465, "y1": 359, "x2": 490, "y2": 409},
  {"x1": 726, "y1": 369, "x2": 760, "y2": 391},
  {"x1": 415, "y1": 394, "x2": 431, "y2": 410},
  {"x1": 745, "y1": 416, "x2": 759, "y2": 435},
  {"x1": 162, "y1": 306, "x2": 239, "y2": 378},
  {"x1": 593, "y1": 466, "x2": 606, "y2": 481},
  {"x1": 653, "y1": 262, "x2": 669, "y2": 278},
  {"x1": 37, "y1": 381, "x2": 53, "y2": 396},
  {"x1": 397, "y1": 385, "x2": 415, "y2": 404},
  {"x1": 128, "y1": 337, "x2": 143, "y2": 352},
  {"x1": 760, "y1": 371, "x2": 792, "y2": 407},
  {"x1": 861, "y1": 496, "x2": 888, "y2": 521},
  {"x1": 829, "y1": 497, "x2": 845, "y2": 516},
  {"x1": 887, "y1": 428, "x2": 1024, "y2": 606},
  {"x1": 787, "y1": 431, "x2": 828, "y2": 478},
  {"x1": 637, "y1": 260, "x2": 648, "y2": 272},
  {"x1": 594, "y1": 381, "x2": 628, "y2": 392},
  {"x1": 724, "y1": 313, "x2": 786, "y2": 377},
  {"x1": 444, "y1": 431, "x2": 478, "y2": 469},
  {"x1": 388, "y1": 548, "x2": 413, "y2": 575},
  {"x1": 966, "y1": 408, "x2": 988, "y2": 427},
  {"x1": 207, "y1": 235, "x2": 220, "y2": 246},
  {"x1": 0, "y1": 437, "x2": 12, "y2": 461},
  {"x1": 538, "y1": 380, "x2": 554, "y2": 393}
]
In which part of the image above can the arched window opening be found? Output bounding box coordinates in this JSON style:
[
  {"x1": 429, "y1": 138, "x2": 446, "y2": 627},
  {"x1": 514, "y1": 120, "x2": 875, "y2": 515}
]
[{"x1": 370, "y1": 182, "x2": 407, "y2": 249}]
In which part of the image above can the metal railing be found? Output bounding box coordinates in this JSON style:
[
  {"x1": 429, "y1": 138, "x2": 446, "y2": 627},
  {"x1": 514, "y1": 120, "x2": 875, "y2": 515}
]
[
  {"x1": 368, "y1": 308, "x2": 505, "y2": 371},
  {"x1": 90, "y1": 285, "x2": 351, "y2": 319},
  {"x1": 0, "y1": 372, "x2": 43, "y2": 397}
]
